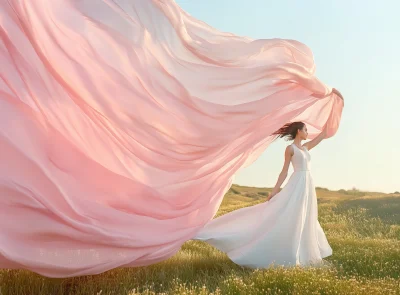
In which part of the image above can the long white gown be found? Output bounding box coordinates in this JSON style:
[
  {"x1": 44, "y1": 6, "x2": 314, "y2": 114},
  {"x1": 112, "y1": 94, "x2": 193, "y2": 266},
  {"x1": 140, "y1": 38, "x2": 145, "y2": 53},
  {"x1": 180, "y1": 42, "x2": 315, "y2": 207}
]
[{"x1": 193, "y1": 143, "x2": 333, "y2": 268}]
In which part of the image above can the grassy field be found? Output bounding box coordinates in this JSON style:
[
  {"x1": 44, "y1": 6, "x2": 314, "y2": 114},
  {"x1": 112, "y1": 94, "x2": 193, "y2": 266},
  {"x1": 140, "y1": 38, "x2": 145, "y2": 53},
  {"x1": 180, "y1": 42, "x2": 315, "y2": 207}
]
[{"x1": 1, "y1": 185, "x2": 399, "y2": 294}]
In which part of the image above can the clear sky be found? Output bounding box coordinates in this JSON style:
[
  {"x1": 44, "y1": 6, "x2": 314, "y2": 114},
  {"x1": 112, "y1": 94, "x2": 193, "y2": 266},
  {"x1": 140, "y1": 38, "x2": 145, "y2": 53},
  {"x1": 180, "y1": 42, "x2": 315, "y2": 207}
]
[{"x1": 176, "y1": 0, "x2": 399, "y2": 193}]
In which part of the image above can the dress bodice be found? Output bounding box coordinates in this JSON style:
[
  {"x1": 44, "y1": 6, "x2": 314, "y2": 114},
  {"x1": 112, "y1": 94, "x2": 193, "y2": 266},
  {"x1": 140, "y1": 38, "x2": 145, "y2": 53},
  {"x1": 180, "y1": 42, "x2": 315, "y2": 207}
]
[{"x1": 291, "y1": 143, "x2": 311, "y2": 172}]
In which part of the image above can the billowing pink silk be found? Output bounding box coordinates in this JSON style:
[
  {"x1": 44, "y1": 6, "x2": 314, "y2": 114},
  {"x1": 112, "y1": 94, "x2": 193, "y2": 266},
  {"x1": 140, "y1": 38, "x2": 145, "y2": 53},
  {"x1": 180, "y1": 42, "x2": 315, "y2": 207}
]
[{"x1": 0, "y1": 0, "x2": 343, "y2": 277}]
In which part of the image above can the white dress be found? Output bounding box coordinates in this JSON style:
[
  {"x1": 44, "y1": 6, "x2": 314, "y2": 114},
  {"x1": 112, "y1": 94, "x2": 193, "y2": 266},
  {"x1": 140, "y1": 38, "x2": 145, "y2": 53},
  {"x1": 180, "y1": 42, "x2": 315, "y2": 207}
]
[{"x1": 193, "y1": 143, "x2": 333, "y2": 268}]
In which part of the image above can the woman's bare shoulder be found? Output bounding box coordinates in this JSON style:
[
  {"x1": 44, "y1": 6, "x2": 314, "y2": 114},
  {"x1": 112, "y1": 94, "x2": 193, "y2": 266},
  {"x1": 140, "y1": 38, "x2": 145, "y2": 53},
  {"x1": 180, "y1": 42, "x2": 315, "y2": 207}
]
[{"x1": 285, "y1": 144, "x2": 294, "y2": 154}]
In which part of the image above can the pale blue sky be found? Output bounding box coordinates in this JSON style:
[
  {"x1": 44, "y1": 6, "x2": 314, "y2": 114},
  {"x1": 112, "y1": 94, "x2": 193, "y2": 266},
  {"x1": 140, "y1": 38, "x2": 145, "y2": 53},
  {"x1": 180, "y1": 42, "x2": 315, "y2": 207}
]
[{"x1": 177, "y1": 0, "x2": 399, "y2": 193}]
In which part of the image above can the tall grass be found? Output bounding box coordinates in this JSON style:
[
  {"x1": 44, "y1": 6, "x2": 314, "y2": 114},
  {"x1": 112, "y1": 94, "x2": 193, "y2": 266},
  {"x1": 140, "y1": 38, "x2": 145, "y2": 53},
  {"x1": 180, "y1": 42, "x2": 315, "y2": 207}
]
[{"x1": 1, "y1": 186, "x2": 399, "y2": 294}]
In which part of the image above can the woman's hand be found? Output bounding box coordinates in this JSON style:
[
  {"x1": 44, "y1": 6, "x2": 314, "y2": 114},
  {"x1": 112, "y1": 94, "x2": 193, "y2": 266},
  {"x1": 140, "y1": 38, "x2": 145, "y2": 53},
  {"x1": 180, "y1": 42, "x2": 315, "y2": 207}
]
[
  {"x1": 332, "y1": 88, "x2": 344, "y2": 101},
  {"x1": 266, "y1": 191, "x2": 278, "y2": 201}
]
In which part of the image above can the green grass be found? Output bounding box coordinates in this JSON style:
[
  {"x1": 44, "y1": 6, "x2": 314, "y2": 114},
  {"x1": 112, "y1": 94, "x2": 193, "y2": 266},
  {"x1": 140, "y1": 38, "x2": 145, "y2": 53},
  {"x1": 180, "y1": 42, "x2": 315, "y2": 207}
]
[{"x1": 1, "y1": 185, "x2": 400, "y2": 294}]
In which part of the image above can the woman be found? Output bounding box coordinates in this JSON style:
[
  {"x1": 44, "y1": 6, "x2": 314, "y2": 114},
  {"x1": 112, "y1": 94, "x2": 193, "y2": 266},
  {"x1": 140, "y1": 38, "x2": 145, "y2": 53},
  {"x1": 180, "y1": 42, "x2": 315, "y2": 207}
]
[{"x1": 193, "y1": 89, "x2": 343, "y2": 268}]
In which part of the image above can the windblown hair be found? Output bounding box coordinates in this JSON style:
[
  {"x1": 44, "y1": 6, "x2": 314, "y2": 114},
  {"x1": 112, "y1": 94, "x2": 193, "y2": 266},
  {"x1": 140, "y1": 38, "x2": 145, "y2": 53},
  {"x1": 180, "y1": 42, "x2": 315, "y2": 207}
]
[{"x1": 272, "y1": 121, "x2": 305, "y2": 141}]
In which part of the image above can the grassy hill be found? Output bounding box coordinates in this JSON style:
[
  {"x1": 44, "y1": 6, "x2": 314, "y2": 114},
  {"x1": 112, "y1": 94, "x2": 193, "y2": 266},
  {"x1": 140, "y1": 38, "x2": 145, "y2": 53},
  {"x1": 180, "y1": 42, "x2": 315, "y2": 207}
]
[{"x1": 1, "y1": 185, "x2": 399, "y2": 294}]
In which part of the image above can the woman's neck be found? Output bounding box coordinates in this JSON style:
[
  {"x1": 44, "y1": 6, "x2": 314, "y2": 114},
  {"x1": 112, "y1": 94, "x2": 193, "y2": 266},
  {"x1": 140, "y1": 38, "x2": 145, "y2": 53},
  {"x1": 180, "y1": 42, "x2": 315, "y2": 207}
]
[{"x1": 293, "y1": 138, "x2": 302, "y2": 146}]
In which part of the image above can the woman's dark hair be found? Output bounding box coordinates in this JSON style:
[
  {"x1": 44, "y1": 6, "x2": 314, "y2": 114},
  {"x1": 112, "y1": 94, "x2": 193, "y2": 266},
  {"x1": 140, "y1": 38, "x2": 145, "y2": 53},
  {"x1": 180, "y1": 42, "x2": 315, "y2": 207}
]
[{"x1": 272, "y1": 121, "x2": 305, "y2": 141}]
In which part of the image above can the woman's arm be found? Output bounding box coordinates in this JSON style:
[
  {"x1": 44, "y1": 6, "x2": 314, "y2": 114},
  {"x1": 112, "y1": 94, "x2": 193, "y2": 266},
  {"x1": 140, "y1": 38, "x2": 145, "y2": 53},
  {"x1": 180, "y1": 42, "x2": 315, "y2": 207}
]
[
  {"x1": 303, "y1": 125, "x2": 327, "y2": 151},
  {"x1": 267, "y1": 145, "x2": 293, "y2": 201},
  {"x1": 304, "y1": 88, "x2": 343, "y2": 151}
]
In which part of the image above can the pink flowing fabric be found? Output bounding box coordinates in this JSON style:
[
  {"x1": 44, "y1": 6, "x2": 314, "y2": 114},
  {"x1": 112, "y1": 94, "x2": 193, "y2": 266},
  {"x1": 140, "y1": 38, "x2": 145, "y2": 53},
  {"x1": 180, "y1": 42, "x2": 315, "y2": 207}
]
[{"x1": 0, "y1": 0, "x2": 343, "y2": 278}]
